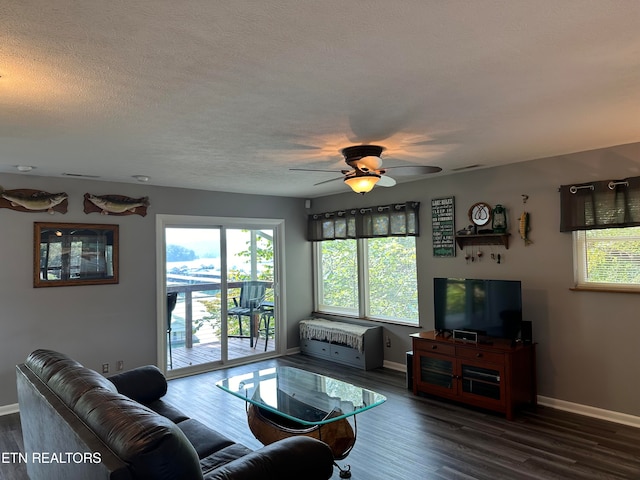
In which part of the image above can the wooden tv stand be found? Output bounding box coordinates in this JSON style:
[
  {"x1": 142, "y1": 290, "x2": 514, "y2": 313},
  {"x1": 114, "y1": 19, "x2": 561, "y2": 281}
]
[{"x1": 410, "y1": 331, "x2": 536, "y2": 420}]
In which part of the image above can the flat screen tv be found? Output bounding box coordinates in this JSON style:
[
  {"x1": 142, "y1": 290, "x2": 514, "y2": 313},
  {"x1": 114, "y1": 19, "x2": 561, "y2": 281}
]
[{"x1": 433, "y1": 277, "x2": 522, "y2": 340}]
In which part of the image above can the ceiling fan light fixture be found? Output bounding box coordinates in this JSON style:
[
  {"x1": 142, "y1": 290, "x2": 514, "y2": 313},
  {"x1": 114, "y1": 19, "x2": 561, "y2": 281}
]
[{"x1": 344, "y1": 173, "x2": 381, "y2": 194}]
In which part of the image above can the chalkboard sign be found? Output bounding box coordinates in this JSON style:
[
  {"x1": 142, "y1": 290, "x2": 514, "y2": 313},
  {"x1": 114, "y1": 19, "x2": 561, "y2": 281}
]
[{"x1": 431, "y1": 197, "x2": 455, "y2": 257}]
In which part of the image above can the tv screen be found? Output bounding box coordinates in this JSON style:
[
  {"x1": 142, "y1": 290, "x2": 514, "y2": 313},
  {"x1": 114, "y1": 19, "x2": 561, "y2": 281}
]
[{"x1": 434, "y1": 278, "x2": 522, "y2": 340}]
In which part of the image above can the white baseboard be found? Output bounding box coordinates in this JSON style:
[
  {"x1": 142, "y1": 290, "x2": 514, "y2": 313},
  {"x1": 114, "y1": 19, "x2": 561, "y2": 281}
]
[
  {"x1": 0, "y1": 403, "x2": 19, "y2": 416},
  {"x1": 383, "y1": 360, "x2": 406, "y2": 372},
  {"x1": 537, "y1": 396, "x2": 640, "y2": 428},
  {"x1": 379, "y1": 362, "x2": 640, "y2": 429}
]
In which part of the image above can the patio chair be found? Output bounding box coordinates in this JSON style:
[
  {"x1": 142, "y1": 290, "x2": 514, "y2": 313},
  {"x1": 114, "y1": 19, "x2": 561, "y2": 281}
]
[
  {"x1": 228, "y1": 281, "x2": 267, "y2": 348},
  {"x1": 167, "y1": 292, "x2": 178, "y2": 369},
  {"x1": 258, "y1": 302, "x2": 275, "y2": 351}
]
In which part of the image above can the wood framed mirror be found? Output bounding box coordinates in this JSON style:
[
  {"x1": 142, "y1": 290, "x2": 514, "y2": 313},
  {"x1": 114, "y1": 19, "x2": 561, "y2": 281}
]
[{"x1": 34, "y1": 222, "x2": 119, "y2": 287}]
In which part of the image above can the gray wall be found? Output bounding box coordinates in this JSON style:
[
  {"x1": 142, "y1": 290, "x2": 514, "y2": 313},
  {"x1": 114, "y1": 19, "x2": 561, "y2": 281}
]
[
  {"x1": 0, "y1": 174, "x2": 312, "y2": 406},
  {"x1": 310, "y1": 141, "x2": 640, "y2": 418},
  {"x1": 3, "y1": 141, "x2": 639, "y2": 418}
]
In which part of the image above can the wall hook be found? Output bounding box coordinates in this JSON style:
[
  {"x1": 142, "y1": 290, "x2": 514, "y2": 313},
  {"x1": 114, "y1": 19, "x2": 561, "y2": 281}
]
[{"x1": 521, "y1": 195, "x2": 529, "y2": 204}]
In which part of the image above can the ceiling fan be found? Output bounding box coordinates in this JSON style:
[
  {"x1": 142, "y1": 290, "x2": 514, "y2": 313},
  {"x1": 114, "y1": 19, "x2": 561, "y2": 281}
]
[{"x1": 290, "y1": 145, "x2": 442, "y2": 194}]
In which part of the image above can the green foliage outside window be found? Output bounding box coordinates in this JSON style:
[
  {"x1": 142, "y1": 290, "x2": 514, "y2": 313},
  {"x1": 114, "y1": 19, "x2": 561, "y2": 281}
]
[
  {"x1": 368, "y1": 237, "x2": 418, "y2": 321},
  {"x1": 198, "y1": 231, "x2": 273, "y2": 337},
  {"x1": 584, "y1": 226, "x2": 640, "y2": 285},
  {"x1": 319, "y1": 237, "x2": 419, "y2": 323},
  {"x1": 320, "y1": 240, "x2": 358, "y2": 311}
]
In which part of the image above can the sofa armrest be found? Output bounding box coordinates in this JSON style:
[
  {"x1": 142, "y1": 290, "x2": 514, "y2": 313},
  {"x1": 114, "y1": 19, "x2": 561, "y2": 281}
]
[
  {"x1": 108, "y1": 365, "x2": 167, "y2": 403},
  {"x1": 203, "y1": 437, "x2": 334, "y2": 480}
]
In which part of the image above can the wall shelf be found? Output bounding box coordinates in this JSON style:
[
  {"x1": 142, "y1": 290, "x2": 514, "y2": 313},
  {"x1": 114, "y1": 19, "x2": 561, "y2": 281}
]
[{"x1": 455, "y1": 233, "x2": 510, "y2": 250}]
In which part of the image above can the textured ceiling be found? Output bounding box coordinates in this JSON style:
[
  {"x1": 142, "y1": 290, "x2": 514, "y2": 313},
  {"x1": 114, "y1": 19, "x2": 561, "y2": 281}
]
[{"x1": 2, "y1": 1, "x2": 640, "y2": 197}]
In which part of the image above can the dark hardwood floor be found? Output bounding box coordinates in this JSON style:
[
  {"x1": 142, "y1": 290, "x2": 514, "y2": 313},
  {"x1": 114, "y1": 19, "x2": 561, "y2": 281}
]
[
  {"x1": 2, "y1": 354, "x2": 640, "y2": 479},
  {"x1": 0, "y1": 413, "x2": 28, "y2": 480}
]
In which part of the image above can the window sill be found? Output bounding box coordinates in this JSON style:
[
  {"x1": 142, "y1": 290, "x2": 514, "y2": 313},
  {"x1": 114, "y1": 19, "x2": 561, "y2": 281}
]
[
  {"x1": 312, "y1": 311, "x2": 421, "y2": 328},
  {"x1": 570, "y1": 286, "x2": 640, "y2": 294}
]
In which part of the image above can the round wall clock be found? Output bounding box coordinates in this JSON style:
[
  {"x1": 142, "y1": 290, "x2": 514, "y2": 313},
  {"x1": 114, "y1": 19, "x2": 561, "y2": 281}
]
[{"x1": 468, "y1": 202, "x2": 492, "y2": 226}]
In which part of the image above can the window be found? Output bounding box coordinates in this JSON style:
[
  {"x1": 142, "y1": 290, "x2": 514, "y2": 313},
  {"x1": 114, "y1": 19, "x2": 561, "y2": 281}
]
[
  {"x1": 309, "y1": 201, "x2": 421, "y2": 324},
  {"x1": 560, "y1": 176, "x2": 640, "y2": 291},
  {"x1": 317, "y1": 239, "x2": 358, "y2": 315},
  {"x1": 573, "y1": 226, "x2": 640, "y2": 291},
  {"x1": 315, "y1": 236, "x2": 419, "y2": 325}
]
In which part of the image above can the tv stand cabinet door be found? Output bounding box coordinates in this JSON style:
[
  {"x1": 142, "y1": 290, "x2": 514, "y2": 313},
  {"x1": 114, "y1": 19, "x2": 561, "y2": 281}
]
[
  {"x1": 457, "y1": 359, "x2": 506, "y2": 411},
  {"x1": 413, "y1": 348, "x2": 457, "y2": 398}
]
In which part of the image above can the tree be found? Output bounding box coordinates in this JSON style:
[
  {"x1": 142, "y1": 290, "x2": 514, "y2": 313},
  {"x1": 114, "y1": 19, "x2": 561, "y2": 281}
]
[
  {"x1": 320, "y1": 237, "x2": 418, "y2": 321},
  {"x1": 166, "y1": 244, "x2": 197, "y2": 262},
  {"x1": 198, "y1": 231, "x2": 274, "y2": 337}
]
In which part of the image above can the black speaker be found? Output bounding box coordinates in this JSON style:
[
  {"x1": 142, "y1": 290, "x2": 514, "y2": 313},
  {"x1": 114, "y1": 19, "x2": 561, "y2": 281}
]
[
  {"x1": 406, "y1": 351, "x2": 414, "y2": 390},
  {"x1": 520, "y1": 321, "x2": 533, "y2": 345}
]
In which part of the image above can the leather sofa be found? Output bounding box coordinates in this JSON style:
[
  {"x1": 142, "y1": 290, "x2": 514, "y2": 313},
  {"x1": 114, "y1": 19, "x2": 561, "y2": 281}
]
[{"x1": 16, "y1": 349, "x2": 334, "y2": 480}]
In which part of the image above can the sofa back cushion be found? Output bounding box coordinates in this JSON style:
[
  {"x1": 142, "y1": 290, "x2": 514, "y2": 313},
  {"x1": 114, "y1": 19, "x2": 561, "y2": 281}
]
[
  {"x1": 26, "y1": 350, "x2": 118, "y2": 410},
  {"x1": 48, "y1": 364, "x2": 118, "y2": 409},
  {"x1": 76, "y1": 389, "x2": 204, "y2": 480},
  {"x1": 26, "y1": 349, "x2": 83, "y2": 382}
]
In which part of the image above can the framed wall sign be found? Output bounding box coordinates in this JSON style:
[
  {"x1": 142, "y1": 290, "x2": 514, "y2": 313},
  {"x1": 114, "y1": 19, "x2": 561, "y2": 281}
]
[
  {"x1": 34, "y1": 222, "x2": 119, "y2": 287},
  {"x1": 431, "y1": 197, "x2": 455, "y2": 257}
]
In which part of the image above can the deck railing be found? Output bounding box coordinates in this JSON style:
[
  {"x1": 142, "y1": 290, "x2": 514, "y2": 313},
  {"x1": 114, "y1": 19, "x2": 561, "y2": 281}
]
[{"x1": 167, "y1": 279, "x2": 272, "y2": 348}]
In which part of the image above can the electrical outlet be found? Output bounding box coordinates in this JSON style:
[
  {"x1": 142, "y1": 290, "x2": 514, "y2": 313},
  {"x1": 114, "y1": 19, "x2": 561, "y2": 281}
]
[
  {"x1": 116, "y1": 360, "x2": 124, "y2": 371},
  {"x1": 386, "y1": 336, "x2": 391, "y2": 348},
  {"x1": 102, "y1": 363, "x2": 109, "y2": 374}
]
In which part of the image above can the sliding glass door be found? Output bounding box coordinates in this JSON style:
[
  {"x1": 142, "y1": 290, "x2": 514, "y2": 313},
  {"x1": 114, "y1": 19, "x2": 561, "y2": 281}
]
[
  {"x1": 157, "y1": 216, "x2": 282, "y2": 377},
  {"x1": 165, "y1": 226, "x2": 222, "y2": 370},
  {"x1": 226, "y1": 228, "x2": 275, "y2": 361}
]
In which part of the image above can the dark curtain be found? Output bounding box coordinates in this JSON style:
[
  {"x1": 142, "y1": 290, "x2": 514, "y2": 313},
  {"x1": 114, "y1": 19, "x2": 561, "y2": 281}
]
[
  {"x1": 308, "y1": 201, "x2": 420, "y2": 241},
  {"x1": 559, "y1": 176, "x2": 640, "y2": 232}
]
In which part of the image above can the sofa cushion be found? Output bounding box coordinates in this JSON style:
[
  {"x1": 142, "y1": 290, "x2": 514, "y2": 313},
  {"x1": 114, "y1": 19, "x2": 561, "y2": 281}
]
[
  {"x1": 145, "y1": 399, "x2": 190, "y2": 423},
  {"x1": 48, "y1": 364, "x2": 117, "y2": 409},
  {"x1": 177, "y1": 418, "x2": 235, "y2": 459},
  {"x1": 202, "y1": 437, "x2": 335, "y2": 480},
  {"x1": 26, "y1": 349, "x2": 82, "y2": 383},
  {"x1": 75, "y1": 389, "x2": 204, "y2": 480},
  {"x1": 200, "y1": 443, "x2": 253, "y2": 475},
  {"x1": 108, "y1": 365, "x2": 168, "y2": 403}
]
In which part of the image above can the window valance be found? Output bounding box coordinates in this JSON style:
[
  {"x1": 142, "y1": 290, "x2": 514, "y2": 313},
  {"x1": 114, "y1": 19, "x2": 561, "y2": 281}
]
[
  {"x1": 308, "y1": 201, "x2": 420, "y2": 241},
  {"x1": 559, "y1": 176, "x2": 640, "y2": 232}
]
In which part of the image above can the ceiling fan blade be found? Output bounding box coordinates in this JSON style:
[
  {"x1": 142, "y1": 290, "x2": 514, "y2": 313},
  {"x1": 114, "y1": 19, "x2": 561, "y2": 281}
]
[
  {"x1": 383, "y1": 165, "x2": 442, "y2": 175},
  {"x1": 289, "y1": 168, "x2": 339, "y2": 173},
  {"x1": 377, "y1": 175, "x2": 397, "y2": 187},
  {"x1": 313, "y1": 177, "x2": 344, "y2": 186}
]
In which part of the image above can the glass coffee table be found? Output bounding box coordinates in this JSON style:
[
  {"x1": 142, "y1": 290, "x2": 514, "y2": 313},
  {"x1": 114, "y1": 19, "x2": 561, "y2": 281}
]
[{"x1": 216, "y1": 366, "x2": 386, "y2": 478}]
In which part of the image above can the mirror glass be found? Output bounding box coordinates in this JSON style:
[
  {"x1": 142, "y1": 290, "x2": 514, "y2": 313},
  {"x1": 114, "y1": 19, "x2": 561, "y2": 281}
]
[{"x1": 34, "y1": 222, "x2": 119, "y2": 287}]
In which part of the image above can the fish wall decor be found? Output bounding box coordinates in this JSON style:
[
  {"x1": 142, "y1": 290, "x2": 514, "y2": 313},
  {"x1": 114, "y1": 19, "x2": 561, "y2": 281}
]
[
  {"x1": 84, "y1": 193, "x2": 150, "y2": 216},
  {"x1": 0, "y1": 187, "x2": 68, "y2": 214}
]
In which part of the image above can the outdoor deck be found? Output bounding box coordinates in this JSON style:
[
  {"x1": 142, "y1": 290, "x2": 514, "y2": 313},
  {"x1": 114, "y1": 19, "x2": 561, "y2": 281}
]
[{"x1": 168, "y1": 335, "x2": 276, "y2": 370}]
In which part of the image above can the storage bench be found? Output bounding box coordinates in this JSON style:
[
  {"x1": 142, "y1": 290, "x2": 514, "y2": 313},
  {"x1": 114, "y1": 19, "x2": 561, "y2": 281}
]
[{"x1": 299, "y1": 318, "x2": 383, "y2": 370}]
